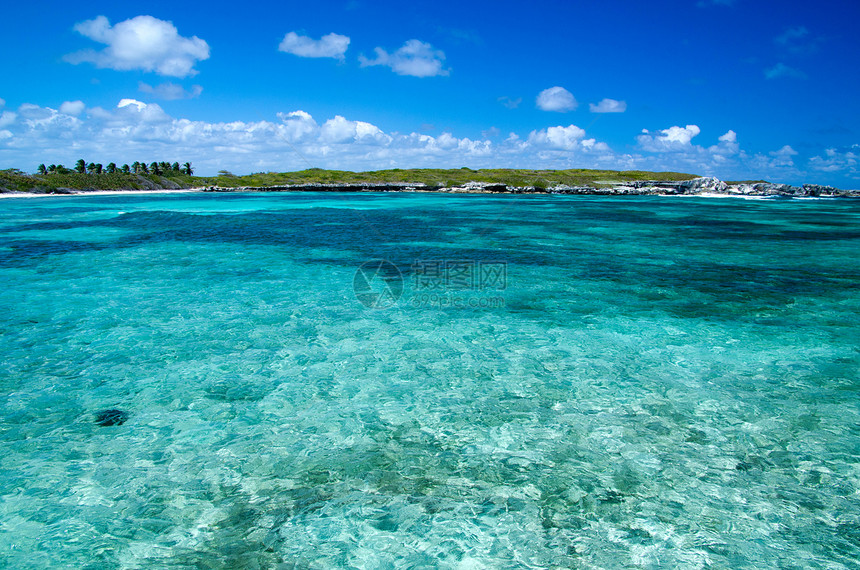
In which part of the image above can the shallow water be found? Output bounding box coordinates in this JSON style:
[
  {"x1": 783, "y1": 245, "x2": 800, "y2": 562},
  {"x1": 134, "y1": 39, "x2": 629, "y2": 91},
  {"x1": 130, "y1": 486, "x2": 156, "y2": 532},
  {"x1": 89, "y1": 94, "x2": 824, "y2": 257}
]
[{"x1": 1, "y1": 192, "x2": 859, "y2": 568}]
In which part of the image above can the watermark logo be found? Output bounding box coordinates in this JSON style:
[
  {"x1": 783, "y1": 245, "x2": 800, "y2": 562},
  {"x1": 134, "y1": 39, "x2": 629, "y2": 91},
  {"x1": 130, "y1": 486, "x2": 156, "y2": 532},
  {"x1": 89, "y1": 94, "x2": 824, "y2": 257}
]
[
  {"x1": 411, "y1": 260, "x2": 507, "y2": 291},
  {"x1": 354, "y1": 259, "x2": 507, "y2": 309},
  {"x1": 353, "y1": 259, "x2": 404, "y2": 309}
]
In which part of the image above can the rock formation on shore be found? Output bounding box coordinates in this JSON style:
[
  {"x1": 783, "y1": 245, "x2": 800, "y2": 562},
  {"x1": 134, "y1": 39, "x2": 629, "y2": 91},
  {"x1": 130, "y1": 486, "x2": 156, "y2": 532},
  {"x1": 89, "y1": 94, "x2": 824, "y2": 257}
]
[{"x1": 203, "y1": 176, "x2": 859, "y2": 197}]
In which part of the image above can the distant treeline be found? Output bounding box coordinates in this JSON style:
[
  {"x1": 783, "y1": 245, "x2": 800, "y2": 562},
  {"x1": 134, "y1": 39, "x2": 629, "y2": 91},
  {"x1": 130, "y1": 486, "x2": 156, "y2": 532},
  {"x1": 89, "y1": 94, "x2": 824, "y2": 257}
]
[{"x1": 36, "y1": 160, "x2": 193, "y2": 176}]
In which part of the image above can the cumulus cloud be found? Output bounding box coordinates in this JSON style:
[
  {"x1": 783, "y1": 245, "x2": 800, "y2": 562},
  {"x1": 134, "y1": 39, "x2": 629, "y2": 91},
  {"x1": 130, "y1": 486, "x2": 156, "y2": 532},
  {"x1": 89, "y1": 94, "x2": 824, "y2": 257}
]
[
  {"x1": 589, "y1": 98, "x2": 627, "y2": 113},
  {"x1": 769, "y1": 145, "x2": 798, "y2": 167},
  {"x1": 278, "y1": 32, "x2": 350, "y2": 60},
  {"x1": 320, "y1": 115, "x2": 389, "y2": 144},
  {"x1": 0, "y1": 110, "x2": 16, "y2": 128},
  {"x1": 536, "y1": 87, "x2": 577, "y2": 112},
  {"x1": 527, "y1": 125, "x2": 586, "y2": 150},
  {"x1": 139, "y1": 82, "x2": 203, "y2": 100},
  {"x1": 809, "y1": 146, "x2": 858, "y2": 176},
  {"x1": 359, "y1": 40, "x2": 449, "y2": 77},
  {"x1": 764, "y1": 62, "x2": 807, "y2": 80},
  {"x1": 58, "y1": 101, "x2": 86, "y2": 116},
  {"x1": 2, "y1": 99, "x2": 854, "y2": 187},
  {"x1": 637, "y1": 125, "x2": 701, "y2": 152},
  {"x1": 65, "y1": 15, "x2": 210, "y2": 77},
  {"x1": 708, "y1": 130, "x2": 740, "y2": 158},
  {"x1": 117, "y1": 98, "x2": 147, "y2": 111},
  {"x1": 0, "y1": 101, "x2": 610, "y2": 174},
  {"x1": 718, "y1": 130, "x2": 737, "y2": 143}
]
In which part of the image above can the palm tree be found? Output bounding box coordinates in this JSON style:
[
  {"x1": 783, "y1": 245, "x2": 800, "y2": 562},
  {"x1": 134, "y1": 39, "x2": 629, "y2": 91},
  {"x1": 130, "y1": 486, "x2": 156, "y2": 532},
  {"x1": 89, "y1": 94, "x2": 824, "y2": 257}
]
[
  {"x1": 172, "y1": 162, "x2": 180, "y2": 172},
  {"x1": 75, "y1": 159, "x2": 86, "y2": 174},
  {"x1": 132, "y1": 161, "x2": 141, "y2": 174},
  {"x1": 140, "y1": 162, "x2": 149, "y2": 174},
  {"x1": 150, "y1": 162, "x2": 161, "y2": 175},
  {"x1": 48, "y1": 164, "x2": 57, "y2": 173},
  {"x1": 121, "y1": 164, "x2": 130, "y2": 174},
  {"x1": 94, "y1": 163, "x2": 103, "y2": 174},
  {"x1": 37, "y1": 164, "x2": 47, "y2": 175},
  {"x1": 106, "y1": 163, "x2": 117, "y2": 174},
  {"x1": 183, "y1": 162, "x2": 194, "y2": 176}
]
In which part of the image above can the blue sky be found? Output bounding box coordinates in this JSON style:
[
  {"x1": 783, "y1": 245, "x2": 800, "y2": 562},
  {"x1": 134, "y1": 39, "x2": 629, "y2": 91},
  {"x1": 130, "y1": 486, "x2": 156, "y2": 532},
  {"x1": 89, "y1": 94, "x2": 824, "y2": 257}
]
[{"x1": 1, "y1": 0, "x2": 858, "y2": 186}]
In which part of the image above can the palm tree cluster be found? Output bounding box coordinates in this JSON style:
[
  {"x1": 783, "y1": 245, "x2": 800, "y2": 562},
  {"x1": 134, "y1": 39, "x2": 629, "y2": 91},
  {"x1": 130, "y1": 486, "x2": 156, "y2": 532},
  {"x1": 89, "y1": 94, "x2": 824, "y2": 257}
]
[{"x1": 37, "y1": 160, "x2": 193, "y2": 176}]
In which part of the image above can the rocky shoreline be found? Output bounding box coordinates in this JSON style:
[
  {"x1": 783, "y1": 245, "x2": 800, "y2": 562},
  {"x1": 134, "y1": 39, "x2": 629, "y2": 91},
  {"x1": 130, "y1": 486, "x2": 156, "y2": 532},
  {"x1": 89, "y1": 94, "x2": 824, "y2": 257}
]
[
  {"x1": 3, "y1": 176, "x2": 857, "y2": 198},
  {"x1": 202, "y1": 177, "x2": 859, "y2": 197}
]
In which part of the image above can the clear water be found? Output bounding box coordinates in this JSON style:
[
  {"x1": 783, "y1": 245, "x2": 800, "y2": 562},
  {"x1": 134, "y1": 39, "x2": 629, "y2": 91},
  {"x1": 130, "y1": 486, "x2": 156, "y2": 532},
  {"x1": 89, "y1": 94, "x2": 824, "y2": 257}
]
[{"x1": 1, "y1": 192, "x2": 858, "y2": 569}]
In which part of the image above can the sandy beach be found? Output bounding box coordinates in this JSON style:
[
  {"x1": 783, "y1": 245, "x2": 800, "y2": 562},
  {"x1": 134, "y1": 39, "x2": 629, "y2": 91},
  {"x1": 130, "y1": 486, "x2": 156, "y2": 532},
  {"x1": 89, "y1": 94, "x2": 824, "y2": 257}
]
[{"x1": 0, "y1": 188, "x2": 206, "y2": 199}]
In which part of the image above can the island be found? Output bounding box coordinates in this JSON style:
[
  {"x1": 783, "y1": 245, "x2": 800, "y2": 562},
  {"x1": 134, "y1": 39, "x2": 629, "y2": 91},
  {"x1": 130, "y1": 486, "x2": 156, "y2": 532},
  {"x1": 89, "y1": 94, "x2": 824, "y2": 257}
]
[{"x1": 1, "y1": 166, "x2": 857, "y2": 197}]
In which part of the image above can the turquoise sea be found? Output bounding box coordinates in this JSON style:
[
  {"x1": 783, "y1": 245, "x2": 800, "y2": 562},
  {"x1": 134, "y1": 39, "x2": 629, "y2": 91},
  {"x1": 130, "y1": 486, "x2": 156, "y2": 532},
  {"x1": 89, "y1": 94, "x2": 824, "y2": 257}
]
[{"x1": 1, "y1": 192, "x2": 858, "y2": 569}]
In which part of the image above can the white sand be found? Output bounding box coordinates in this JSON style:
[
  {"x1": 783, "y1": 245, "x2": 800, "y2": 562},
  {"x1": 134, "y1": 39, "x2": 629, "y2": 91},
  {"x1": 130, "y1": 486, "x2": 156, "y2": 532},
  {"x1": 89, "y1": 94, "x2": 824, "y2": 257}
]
[{"x1": 0, "y1": 188, "x2": 207, "y2": 199}]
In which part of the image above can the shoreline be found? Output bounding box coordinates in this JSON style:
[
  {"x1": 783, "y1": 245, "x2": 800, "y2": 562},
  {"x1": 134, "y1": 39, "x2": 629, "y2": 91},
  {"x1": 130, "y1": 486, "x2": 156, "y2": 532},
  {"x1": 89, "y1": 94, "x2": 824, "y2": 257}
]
[
  {"x1": 1, "y1": 179, "x2": 858, "y2": 199},
  {"x1": 0, "y1": 188, "x2": 207, "y2": 199}
]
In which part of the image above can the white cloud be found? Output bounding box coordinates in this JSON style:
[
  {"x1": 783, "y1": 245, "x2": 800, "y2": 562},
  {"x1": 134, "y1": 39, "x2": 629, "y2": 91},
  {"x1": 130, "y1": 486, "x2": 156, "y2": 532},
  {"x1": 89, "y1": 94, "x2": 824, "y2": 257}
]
[
  {"x1": 498, "y1": 96, "x2": 521, "y2": 109},
  {"x1": 59, "y1": 101, "x2": 86, "y2": 116},
  {"x1": 65, "y1": 15, "x2": 210, "y2": 78},
  {"x1": 139, "y1": 82, "x2": 203, "y2": 100},
  {"x1": 769, "y1": 145, "x2": 798, "y2": 167},
  {"x1": 708, "y1": 130, "x2": 740, "y2": 157},
  {"x1": 2, "y1": 99, "x2": 855, "y2": 187},
  {"x1": 0, "y1": 110, "x2": 17, "y2": 128},
  {"x1": 764, "y1": 62, "x2": 807, "y2": 80},
  {"x1": 809, "y1": 147, "x2": 858, "y2": 176},
  {"x1": 275, "y1": 110, "x2": 318, "y2": 141},
  {"x1": 637, "y1": 125, "x2": 701, "y2": 151},
  {"x1": 112, "y1": 99, "x2": 171, "y2": 124},
  {"x1": 278, "y1": 32, "x2": 350, "y2": 60},
  {"x1": 718, "y1": 130, "x2": 737, "y2": 143},
  {"x1": 771, "y1": 144, "x2": 798, "y2": 158},
  {"x1": 482, "y1": 127, "x2": 501, "y2": 139},
  {"x1": 359, "y1": 40, "x2": 449, "y2": 77},
  {"x1": 0, "y1": 98, "x2": 5, "y2": 108},
  {"x1": 320, "y1": 115, "x2": 389, "y2": 144},
  {"x1": 536, "y1": 87, "x2": 577, "y2": 112},
  {"x1": 527, "y1": 125, "x2": 587, "y2": 150},
  {"x1": 589, "y1": 98, "x2": 626, "y2": 113},
  {"x1": 118, "y1": 99, "x2": 147, "y2": 111}
]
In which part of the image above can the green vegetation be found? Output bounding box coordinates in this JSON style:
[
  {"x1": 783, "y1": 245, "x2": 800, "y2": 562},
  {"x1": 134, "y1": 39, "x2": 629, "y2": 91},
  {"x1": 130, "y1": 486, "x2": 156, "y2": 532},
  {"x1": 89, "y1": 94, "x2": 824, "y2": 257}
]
[
  {"x1": 196, "y1": 167, "x2": 698, "y2": 189},
  {"x1": 1, "y1": 165, "x2": 699, "y2": 195},
  {"x1": 0, "y1": 168, "x2": 196, "y2": 194}
]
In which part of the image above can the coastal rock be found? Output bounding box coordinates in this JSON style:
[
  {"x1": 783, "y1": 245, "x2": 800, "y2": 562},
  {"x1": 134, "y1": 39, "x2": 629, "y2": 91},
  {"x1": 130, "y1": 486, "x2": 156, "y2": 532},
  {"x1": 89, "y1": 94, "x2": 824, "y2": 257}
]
[
  {"x1": 801, "y1": 184, "x2": 840, "y2": 196},
  {"x1": 157, "y1": 177, "x2": 181, "y2": 190},
  {"x1": 197, "y1": 176, "x2": 857, "y2": 197},
  {"x1": 734, "y1": 182, "x2": 799, "y2": 196},
  {"x1": 446, "y1": 181, "x2": 509, "y2": 193},
  {"x1": 679, "y1": 176, "x2": 728, "y2": 193}
]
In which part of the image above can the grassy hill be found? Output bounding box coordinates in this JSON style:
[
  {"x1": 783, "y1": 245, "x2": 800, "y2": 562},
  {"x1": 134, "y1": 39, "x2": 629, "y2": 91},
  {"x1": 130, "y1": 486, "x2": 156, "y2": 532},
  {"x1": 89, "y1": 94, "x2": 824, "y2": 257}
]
[
  {"x1": 1, "y1": 167, "x2": 699, "y2": 194},
  {"x1": 200, "y1": 167, "x2": 698, "y2": 189}
]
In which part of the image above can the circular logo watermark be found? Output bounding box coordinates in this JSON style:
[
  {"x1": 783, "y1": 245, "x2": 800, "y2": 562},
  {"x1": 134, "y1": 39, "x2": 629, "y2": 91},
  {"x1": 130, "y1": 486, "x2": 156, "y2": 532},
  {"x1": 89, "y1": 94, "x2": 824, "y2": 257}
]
[{"x1": 353, "y1": 259, "x2": 404, "y2": 309}]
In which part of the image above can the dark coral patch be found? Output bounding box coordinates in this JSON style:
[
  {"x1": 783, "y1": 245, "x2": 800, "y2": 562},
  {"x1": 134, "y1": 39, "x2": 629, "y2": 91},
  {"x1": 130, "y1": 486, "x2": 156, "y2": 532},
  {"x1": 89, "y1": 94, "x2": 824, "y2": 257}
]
[{"x1": 94, "y1": 409, "x2": 130, "y2": 427}]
